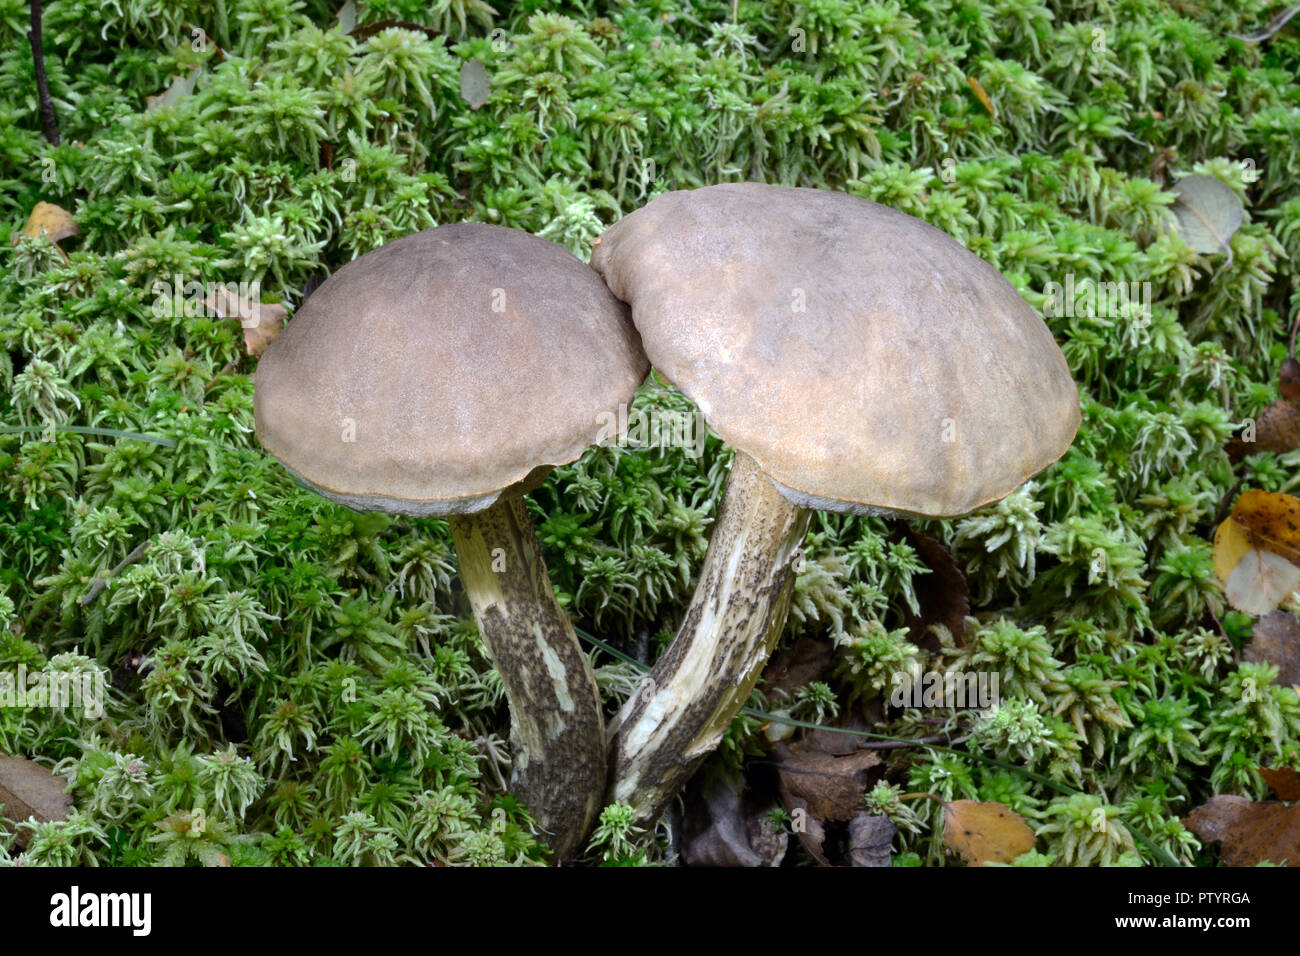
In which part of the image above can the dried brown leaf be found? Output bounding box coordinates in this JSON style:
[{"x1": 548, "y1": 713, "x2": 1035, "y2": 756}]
[
  {"x1": 1282, "y1": 358, "x2": 1300, "y2": 403},
  {"x1": 203, "y1": 285, "x2": 287, "y2": 358},
  {"x1": 1245, "y1": 610, "x2": 1300, "y2": 687},
  {"x1": 900, "y1": 525, "x2": 969, "y2": 650},
  {"x1": 848, "y1": 812, "x2": 896, "y2": 867},
  {"x1": 780, "y1": 793, "x2": 827, "y2": 865},
  {"x1": 966, "y1": 75, "x2": 996, "y2": 121},
  {"x1": 1226, "y1": 399, "x2": 1300, "y2": 461},
  {"x1": 798, "y1": 712, "x2": 875, "y2": 758},
  {"x1": 773, "y1": 739, "x2": 882, "y2": 823},
  {"x1": 1184, "y1": 795, "x2": 1300, "y2": 866},
  {"x1": 0, "y1": 755, "x2": 73, "y2": 847},
  {"x1": 1259, "y1": 766, "x2": 1300, "y2": 802},
  {"x1": 762, "y1": 636, "x2": 834, "y2": 701},
  {"x1": 679, "y1": 775, "x2": 787, "y2": 868}
]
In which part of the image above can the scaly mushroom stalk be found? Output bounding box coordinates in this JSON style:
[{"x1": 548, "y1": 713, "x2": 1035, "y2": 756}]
[
  {"x1": 607, "y1": 451, "x2": 810, "y2": 824},
  {"x1": 253, "y1": 223, "x2": 649, "y2": 862},
  {"x1": 449, "y1": 495, "x2": 606, "y2": 860},
  {"x1": 591, "y1": 183, "x2": 1081, "y2": 828}
]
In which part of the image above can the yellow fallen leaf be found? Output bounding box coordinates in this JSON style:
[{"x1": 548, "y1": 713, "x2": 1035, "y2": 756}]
[
  {"x1": 942, "y1": 799, "x2": 1036, "y2": 866},
  {"x1": 1231, "y1": 490, "x2": 1300, "y2": 566},
  {"x1": 1213, "y1": 491, "x2": 1300, "y2": 614},
  {"x1": 15, "y1": 201, "x2": 78, "y2": 244},
  {"x1": 1214, "y1": 515, "x2": 1253, "y2": 583}
]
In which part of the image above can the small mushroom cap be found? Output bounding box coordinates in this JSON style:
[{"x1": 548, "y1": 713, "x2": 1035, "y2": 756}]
[
  {"x1": 591, "y1": 183, "x2": 1081, "y2": 518},
  {"x1": 254, "y1": 223, "x2": 648, "y2": 516}
]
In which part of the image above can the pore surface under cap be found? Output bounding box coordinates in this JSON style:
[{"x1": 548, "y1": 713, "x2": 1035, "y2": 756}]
[
  {"x1": 590, "y1": 183, "x2": 1080, "y2": 517},
  {"x1": 254, "y1": 223, "x2": 648, "y2": 515}
]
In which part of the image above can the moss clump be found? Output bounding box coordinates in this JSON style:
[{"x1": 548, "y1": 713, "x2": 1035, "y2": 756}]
[{"x1": 2, "y1": 0, "x2": 1300, "y2": 866}]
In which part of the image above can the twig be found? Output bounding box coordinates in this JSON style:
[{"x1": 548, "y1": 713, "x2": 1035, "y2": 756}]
[
  {"x1": 1230, "y1": 5, "x2": 1300, "y2": 43},
  {"x1": 204, "y1": 357, "x2": 241, "y2": 391},
  {"x1": 854, "y1": 732, "x2": 959, "y2": 751},
  {"x1": 1206, "y1": 608, "x2": 1242, "y2": 665},
  {"x1": 1213, "y1": 476, "x2": 1244, "y2": 527},
  {"x1": 28, "y1": 0, "x2": 60, "y2": 146},
  {"x1": 79, "y1": 539, "x2": 151, "y2": 606}
]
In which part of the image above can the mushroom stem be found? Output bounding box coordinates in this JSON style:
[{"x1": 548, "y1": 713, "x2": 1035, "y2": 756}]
[
  {"x1": 607, "y1": 450, "x2": 810, "y2": 824},
  {"x1": 449, "y1": 495, "x2": 606, "y2": 861}
]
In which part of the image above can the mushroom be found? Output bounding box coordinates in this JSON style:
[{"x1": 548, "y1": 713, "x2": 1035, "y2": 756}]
[
  {"x1": 254, "y1": 223, "x2": 648, "y2": 859},
  {"x1": 590, "y1": 182, "x2": 1081, "y2": 824}
]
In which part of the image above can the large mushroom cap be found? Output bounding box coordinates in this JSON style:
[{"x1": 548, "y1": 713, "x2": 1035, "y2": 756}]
[
  {"x1": 590, "y1": 182, "x2": 1081, "y2": 517},
  {"x1": 255, "y1": 223, "x2": 648, "y2": 516}
]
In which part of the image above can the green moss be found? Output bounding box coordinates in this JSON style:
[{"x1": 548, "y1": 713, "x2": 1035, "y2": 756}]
[{"x1": 2, "y1": 0, "x2": 1299, "y2": 866}]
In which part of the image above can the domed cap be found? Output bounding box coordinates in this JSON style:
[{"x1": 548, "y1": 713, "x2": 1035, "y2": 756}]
[
  {"x1": 590, "y1": 183, "x2": 1080, "y2": 517},
  {"x1": 255, "y1": 223, "x2": 649, "y2": 516}
]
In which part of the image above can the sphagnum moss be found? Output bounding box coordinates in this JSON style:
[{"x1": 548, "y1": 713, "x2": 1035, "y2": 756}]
[{"x1": 2, "y1": 0, "x2": 1300, "y2": 866}]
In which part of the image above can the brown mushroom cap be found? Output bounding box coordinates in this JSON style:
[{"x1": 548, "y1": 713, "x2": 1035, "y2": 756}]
[
  {"x1": 590, "y1": 183, "x2": 1080, "y2": 517},
  {"x1": 255, "y1": 223, "x2": 648, "y2": 516}
]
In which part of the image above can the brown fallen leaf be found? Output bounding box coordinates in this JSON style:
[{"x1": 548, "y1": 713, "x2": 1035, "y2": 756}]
[
  {"x1": 0, "y1": 755, "x2": 73, "y2": 848},
  {"x1": 772, "y1": 713, "x2": 883, "y2": 865},
  {"x1": 782, "y1": 792, "x2": 828, "y2": 865},
  {"x1": 1213, "y1": 501, "x2": 1253, "y2": 579},
  {"x1": 760, "y1": 635, "x2": 834, "y2": 742},
  {"x1": 848, "y1": 812, "x2": 896, "y2": 867},
  {"x1": 773, "y1": 741, "x2": 882, "y2": 824},
  {"x1": 796, "y1": 711, "x2": 877, "y2": 758},
  {"x1": 1259, "y1": 766, "x2": 1300, "y2": 802},
  {"x1": 942, "y1": 799, "x2": 1036, "y2": 866},
  {"x1": 678, "y1": 774, "x2": 787, "y2": 868},
  {"x1": 1228, "y1": 354, "x2": 1300, "y2": 460},
  {"x1": 899, "y1": 524, "x2": 969, "y2": 650},
  {"x1": 203, "y1": 285, "x2": 287, "y2": 358},
  {"x1": 1184, "y1": 795, "x2": 1300, "y2": 866},
  {"x1": 1281, "y1": 357, "x2": 1300, "y2": 403},
  {"x1": 1244, "y1": 610, "x2": 1300, "y2": 686},
  {"x1": 1226, "y1": 398, "x2": 1300, "y2": 461},
  {"x1": 762, "y1": 636, "x2": 835, "y2": 700}
]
